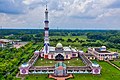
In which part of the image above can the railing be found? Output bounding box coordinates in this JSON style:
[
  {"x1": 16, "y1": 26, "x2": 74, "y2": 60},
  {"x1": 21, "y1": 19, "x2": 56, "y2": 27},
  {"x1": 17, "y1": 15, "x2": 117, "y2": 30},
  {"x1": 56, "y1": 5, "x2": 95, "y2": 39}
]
[
  {"x1": 28, "y1": 54, "x2": 39, "y2": 67},
  {"x1": 29, "y1": 66, "x2": 55, "y2": 70},
  {"x1": 67, "y1": 66, "x2": 92, "y2": 70},
  {"x1": 79, "y1": 53, "x2": 92, "y2": 66},
  {"x1": 67, "y1": 71, "x2": 92, "y2": 74}
]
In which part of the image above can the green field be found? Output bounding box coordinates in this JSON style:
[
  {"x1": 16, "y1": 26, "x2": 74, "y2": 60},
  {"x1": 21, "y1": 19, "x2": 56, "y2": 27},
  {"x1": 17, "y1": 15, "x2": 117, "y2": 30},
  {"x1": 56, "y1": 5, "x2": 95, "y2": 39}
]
[
  {"x1": 34, "y1": 58, "x2": 56, "y2": 66},
  {"x1": 64, "y1": 58, "x2": 85, "y2": 66},
  {"x1": 25, "y1": 74, "x2": 53, "y2": 80},
  {"x1": 50, "y1": 36, "x2": 87, "y2": 40},
  {"x1": 34, "y1": 58, "x2": 85, "y2": 66}
]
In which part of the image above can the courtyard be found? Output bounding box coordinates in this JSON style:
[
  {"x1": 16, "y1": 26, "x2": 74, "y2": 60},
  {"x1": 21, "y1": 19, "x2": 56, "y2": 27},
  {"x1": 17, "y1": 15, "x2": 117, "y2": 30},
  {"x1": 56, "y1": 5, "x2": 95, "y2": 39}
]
[{"x1": 34, "y1": 58, "x2": 85, "y2": 66}]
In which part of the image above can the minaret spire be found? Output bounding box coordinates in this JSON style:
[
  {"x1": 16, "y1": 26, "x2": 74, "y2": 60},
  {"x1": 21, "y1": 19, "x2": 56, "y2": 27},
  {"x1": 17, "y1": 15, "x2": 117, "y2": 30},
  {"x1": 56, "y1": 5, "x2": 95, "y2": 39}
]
[
  {"x1": 46, "y1": 4, "x2": 47, "y2": 10},
  {"x1": 44, "y1": 3, "x2": 49, "y2": 58}
]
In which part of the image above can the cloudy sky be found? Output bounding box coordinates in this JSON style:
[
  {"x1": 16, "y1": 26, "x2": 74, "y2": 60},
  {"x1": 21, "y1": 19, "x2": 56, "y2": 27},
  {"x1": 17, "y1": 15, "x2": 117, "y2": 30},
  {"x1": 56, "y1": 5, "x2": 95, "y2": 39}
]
[{"x1": 0, "y1": 0, "x2": 120, "y2": 29}]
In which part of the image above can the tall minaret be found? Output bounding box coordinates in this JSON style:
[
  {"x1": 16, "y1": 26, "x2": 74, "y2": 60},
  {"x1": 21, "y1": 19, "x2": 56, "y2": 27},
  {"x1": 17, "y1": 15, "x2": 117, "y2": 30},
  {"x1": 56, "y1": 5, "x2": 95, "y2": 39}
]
[{"x1": 44, "y1": 4, "x2": 49, "y2": 58}]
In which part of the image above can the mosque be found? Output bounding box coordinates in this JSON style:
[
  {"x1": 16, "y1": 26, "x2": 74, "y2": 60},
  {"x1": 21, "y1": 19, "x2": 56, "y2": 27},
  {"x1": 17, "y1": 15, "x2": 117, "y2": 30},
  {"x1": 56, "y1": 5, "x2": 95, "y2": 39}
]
[
  {"x1": 19, "y1": 5, "x2": 101, "y2": 77},
  {"x1": 18, "y1": 4, "x2": 119, "y2": 79}
]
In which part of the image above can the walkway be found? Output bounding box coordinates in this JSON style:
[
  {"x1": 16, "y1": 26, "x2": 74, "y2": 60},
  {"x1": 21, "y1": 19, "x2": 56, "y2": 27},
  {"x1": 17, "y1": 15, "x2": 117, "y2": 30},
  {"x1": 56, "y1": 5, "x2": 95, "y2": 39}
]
[
  {"x1": 106, "y1": 60, "x2": 120, "y2": 70},
  {"x1": 16, "y1": 72, "x2": 25, "y2": 80}
]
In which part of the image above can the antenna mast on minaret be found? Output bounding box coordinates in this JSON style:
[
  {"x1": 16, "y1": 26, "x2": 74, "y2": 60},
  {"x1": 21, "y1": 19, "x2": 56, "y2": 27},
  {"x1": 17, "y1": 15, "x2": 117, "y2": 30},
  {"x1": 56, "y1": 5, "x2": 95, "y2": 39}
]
[{"x1": 44, "y1": 1, "x2": 50, "y2": 58}]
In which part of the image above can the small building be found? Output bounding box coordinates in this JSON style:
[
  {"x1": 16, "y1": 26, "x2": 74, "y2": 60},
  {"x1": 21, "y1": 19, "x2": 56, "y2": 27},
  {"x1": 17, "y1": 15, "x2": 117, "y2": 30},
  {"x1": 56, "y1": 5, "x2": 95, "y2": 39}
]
[
  {"x1": 88, "y1": 46, "x2": 119, "y2": 60},
  {"x1": 0, "y1": 39, "x2": 11, "y2": 47},
  {"x1": 19, "y1": 63, "x2": 29, "y2": 74},
  {"x1": 0, "y1": 39, "x2": 21, "y2": 48},
  {"x1": 92, "y1": 63, "x2": 101, "y2": 74}
]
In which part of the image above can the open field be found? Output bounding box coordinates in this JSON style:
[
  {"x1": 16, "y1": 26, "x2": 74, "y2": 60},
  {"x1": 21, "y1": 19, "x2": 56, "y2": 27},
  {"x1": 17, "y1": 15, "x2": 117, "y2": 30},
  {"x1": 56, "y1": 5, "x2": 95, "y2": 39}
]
[
  {"x1": 34, "y1": 58, "x2": 85, "y2": 66},
  {"x1": 50, "y1": 36, "x2": 88, "y2": 40}
]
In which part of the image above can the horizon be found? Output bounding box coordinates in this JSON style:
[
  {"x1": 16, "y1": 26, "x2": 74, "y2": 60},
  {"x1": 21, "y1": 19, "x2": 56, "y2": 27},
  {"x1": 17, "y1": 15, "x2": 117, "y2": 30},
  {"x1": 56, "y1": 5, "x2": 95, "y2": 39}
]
[{"x1": 1, "y1": 28, "x2": 120, "y2": 31}]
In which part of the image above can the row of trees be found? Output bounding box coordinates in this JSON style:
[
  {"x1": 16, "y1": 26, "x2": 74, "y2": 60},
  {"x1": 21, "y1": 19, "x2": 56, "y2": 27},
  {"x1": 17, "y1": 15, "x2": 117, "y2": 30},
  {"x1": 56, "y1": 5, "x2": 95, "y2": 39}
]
[
  {"x1": 0, "y1": 42, "x2": 43, "y2": 80},
  {"x1": 1, "y1": 29, "x2": 120, "y2": 44},
  {"x1": 86, "y1": 31, "x2": 120, "y2": 44}
]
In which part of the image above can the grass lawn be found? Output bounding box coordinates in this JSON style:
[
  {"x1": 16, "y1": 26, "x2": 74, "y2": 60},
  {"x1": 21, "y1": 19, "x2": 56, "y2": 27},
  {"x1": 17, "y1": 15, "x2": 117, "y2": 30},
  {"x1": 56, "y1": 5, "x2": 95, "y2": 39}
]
[
  {"x1": 69, "y1": 61, "x2": 120, "y2": 80},
  {"x1": 34, "y1": 58, "x2": 57, "y2": 66},
  {"x1": 34, "y1": 58, "x2": 85, "y2": 66},
  {"x1": 25, "y1": 74, "x2": 53, "y2": 80},
  {"x1": 64, "y1": 58, "x2": 85, "y2": 66}
]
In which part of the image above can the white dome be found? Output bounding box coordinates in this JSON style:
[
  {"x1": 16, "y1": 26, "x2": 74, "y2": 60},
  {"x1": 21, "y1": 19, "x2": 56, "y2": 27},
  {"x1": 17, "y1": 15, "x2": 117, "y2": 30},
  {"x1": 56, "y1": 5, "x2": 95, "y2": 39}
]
[
  {"x1": 101, "y1": 46, "x2": 106, "y2": 48},
  {"x1": 56, "y1": 43, "x2": 63, "y2": 48},
  {"x1": 79, "y1": 50, "x2": 84, "y2": 53},
  {"x1": 21, "y1": 63, "x2": 29, "y2": 67},
  {"x1": 35, "y1": 50, "x2": 39, "y2": 53},
  {"x1": 92, "y1": 63, "x2": 99, "y2": 67}
]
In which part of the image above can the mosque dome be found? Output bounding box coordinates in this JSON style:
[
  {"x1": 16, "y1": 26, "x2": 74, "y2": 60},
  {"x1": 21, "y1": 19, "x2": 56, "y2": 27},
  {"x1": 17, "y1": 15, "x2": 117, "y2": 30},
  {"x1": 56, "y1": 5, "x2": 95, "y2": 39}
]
[{"x1": 56, "y1": 43, "x2": 63, "y2": 48}]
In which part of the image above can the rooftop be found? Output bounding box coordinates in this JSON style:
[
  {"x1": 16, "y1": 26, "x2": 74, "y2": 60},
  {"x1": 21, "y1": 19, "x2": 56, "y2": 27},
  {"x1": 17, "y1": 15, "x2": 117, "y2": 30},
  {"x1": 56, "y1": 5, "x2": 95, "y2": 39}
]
[
  {"x1": 95, "y1": 48, "x2": 110, "y2": 53},
  {"x1": 63, "y1": 47, "x2": 71, "y2": 52}
]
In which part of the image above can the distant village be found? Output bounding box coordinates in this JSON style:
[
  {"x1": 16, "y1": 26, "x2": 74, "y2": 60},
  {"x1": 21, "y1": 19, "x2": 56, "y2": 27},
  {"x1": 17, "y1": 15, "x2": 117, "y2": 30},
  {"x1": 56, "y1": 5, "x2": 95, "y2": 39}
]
[{"x1": 0, "y1": 39, "x2": 28, "y2": 49}]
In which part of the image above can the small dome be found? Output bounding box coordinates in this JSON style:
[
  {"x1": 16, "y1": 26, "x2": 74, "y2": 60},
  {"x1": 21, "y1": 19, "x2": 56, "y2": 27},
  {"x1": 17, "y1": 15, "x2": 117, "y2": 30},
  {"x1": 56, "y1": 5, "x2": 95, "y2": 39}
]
[
  {"x1": 79, "y1": 50, "x2": 84, "y2": 53},
  {"x1": 35, "y1": 50, "x2": 39, "y2": 53},
  {"x1": 56, "y1": 43, "x2": 63, "y2": 48},
  {"x1": 21, "y1": 63, "x2": 29, "y2": 68},
  {"x1": 101, "y1": 46, "x2": 106, "y2": 48},
  {"x1": 92, "y1": 63, "x2": 99, "y2": 67}
]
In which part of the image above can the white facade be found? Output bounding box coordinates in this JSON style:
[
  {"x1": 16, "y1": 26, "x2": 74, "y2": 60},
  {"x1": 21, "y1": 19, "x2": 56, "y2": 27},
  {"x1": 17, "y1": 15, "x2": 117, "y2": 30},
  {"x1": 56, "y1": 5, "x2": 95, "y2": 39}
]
[
  {"x1": 88, "y1": 46, "x2": 119, "y2": 60},
  {"x1": 41, "y1": 43, "x2": 78, "y2": 60}
]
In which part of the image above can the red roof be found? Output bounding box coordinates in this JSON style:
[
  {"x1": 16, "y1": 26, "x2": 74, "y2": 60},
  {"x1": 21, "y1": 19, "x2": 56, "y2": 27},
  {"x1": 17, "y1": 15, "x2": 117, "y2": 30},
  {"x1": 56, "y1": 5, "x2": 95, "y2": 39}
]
[{"x1": 58, "y1": 66, "x2": 63, "y2": 70}]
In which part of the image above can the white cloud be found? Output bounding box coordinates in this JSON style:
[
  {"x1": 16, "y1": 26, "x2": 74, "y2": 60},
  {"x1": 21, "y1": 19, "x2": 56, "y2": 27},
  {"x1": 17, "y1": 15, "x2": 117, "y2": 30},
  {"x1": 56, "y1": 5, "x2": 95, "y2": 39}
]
[
  {"x1": 0, "y1": 0, "x2": 120, "y2": 29},
  {"x1": 0, "y1": 13, "x2": 26, "y2": 28}
]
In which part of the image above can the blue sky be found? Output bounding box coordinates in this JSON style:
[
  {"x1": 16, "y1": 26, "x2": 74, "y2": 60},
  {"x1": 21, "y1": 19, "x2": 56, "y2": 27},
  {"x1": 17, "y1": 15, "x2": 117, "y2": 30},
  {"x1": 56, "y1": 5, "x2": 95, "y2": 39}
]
[{"x1": 0, "y1": 0, "x2": 120, "y2": 29}]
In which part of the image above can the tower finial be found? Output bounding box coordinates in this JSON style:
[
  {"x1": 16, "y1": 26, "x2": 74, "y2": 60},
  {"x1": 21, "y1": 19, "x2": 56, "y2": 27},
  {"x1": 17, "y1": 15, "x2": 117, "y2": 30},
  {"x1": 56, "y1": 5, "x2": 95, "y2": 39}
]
[
  {"x1": 46, "y1": 0, "x2": 47, "y2": 10},
  {"x1": 46, "y1": 5, "x2": 47, "y2": 10}
]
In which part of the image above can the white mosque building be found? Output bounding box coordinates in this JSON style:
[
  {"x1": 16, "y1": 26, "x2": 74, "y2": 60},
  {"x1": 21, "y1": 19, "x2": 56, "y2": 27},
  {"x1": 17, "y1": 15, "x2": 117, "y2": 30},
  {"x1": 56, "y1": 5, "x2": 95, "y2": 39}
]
[{"x1": 40, "y1": 43, "x2": 78, "y2": 60}]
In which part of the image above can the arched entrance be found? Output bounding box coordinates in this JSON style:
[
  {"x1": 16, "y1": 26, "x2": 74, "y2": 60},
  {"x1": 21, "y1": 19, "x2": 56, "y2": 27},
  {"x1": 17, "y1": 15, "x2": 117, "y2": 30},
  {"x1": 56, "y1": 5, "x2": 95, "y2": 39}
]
[{"x1": 55, "y1": 54, "x2": 64, "y2": 61}]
